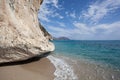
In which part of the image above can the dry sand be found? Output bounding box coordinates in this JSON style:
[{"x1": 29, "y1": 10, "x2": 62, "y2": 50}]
[{"x1": 0, "y1": 57, "x2": 55, "y2": 80}]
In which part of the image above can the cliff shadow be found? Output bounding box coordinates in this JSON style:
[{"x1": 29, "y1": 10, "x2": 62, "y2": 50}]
[{"x1": 0, "y1": 52, "x2": 53, "y2": 67}]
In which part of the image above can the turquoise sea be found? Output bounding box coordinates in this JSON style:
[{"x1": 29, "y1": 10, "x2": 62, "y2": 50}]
[
  {"x1": 49, "y1": 40, "x2": 120, "y2": 80},
  {"x1": 53, "y1": 40, "x2": 120, "y2": 68}
]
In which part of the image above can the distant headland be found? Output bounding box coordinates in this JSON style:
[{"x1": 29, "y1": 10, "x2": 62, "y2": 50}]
[{"x1": 53, "y1": 37, "x2": 70, "y2": 40}]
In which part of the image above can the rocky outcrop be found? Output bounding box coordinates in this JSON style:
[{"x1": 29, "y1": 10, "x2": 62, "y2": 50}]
[
  {"x1": 39, "y1": 23, "x2": 53, "y2": 40},
  {"x1": 0, "y1": 0, "x2": 54, "y2": 63}
]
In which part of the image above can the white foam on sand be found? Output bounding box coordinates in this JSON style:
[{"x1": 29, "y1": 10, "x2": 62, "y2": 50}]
[{"x1": 47, "y1": 55, "x2": 78, "y2": 80}]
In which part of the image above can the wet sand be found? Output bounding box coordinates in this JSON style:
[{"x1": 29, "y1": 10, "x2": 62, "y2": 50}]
[{"x1": 0, "y1": 57, "x2": 55, "y2": 80}]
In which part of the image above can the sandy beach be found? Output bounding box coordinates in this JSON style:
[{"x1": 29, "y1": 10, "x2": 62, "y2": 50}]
[{"x1": 0, "y1": 57, "x2": 55, "y2": 80}]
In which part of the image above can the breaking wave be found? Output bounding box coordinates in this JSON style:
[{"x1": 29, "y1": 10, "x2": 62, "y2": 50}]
[{"x1": 47, "y1": 55, "x2": 78, "y2": 80}]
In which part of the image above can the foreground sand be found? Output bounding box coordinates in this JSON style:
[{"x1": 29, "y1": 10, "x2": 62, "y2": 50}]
[{"x1": 0, "y1": 57, "x2": 55, "y2": 80}]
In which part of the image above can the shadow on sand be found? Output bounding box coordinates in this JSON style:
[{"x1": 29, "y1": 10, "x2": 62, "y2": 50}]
[{"x1": 0, "y1": 52, "x2": 52, "y2": 67}]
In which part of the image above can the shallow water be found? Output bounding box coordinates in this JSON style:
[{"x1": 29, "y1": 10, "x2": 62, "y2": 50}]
[
  {"x1": 47, "y1": 55, "x2": 77, "y2": 80},
  {"x1": 48, "y1": 54, "x2": 120, "y2": 80},
  {"x1": 49, "y1": 40, "x2": 120, "y2": 80}
]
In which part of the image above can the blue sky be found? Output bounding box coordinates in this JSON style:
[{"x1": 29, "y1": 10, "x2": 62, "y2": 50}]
[{"x1": 38, "y1": 0, "x2": 120, "y2": 40}]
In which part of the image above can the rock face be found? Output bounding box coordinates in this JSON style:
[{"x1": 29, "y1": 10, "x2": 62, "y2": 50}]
[{"x1": 0, "y1": 0, "x2": 54, "y2": 63}]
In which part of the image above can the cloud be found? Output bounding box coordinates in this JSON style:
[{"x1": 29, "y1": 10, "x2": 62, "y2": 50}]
[
  {"x1": 47, "y1": 26, "x2": 71, "y2": 37},
  {"x1": 73, "y1": 22, "x2": 93, "y2": 34},
  {"x1": 48, "y1": 21, "x2": 120, "y2": 40},
  {"x1": 82, "y1": 0, "x2": 120, "y2": 23},
  {"x1": 52, "y1": 0, "x2": 59, "y2": 8},
  {"x1": 57, "y1": 22, "x2": 66, "y2": 27},
  {"x1": 65, "y1": 11, "x2": 76, "y2": 18},
  {"x1": 52, "y1": 13, "x2": 64, "y2": 19},
  {"x1": 38, "y1": 0, "x2": 63, "y2": 22},
  {"x1": 65, "y1": 11, "x2": 69, "y2": 16},
  {"x1": 69, "y1": 11, "x2": 76, "y2": 18}
]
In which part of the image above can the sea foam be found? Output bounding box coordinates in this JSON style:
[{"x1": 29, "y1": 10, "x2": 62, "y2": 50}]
[{"x1": 47, "y1": 55, "x2": 78, "y2": 80}]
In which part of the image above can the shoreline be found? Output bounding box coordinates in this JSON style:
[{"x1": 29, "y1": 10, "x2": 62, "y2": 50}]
[
  {"x1": 0, "y1": 56, "x2": 55, "y2": 80},
  {"x1": 1, "y1": 52, "x2": 120, "y2": 80},
  {"x1": 47, "y1": 55, "x2": 78, "y2": 80},
  {"x1": 48, "y1": 55, "x2": 120, "y2": 80}
]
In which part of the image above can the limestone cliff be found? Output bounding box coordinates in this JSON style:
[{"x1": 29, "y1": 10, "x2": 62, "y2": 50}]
[{"x1": 0, "y1": 0, "x2": 54, "y2": 63}]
